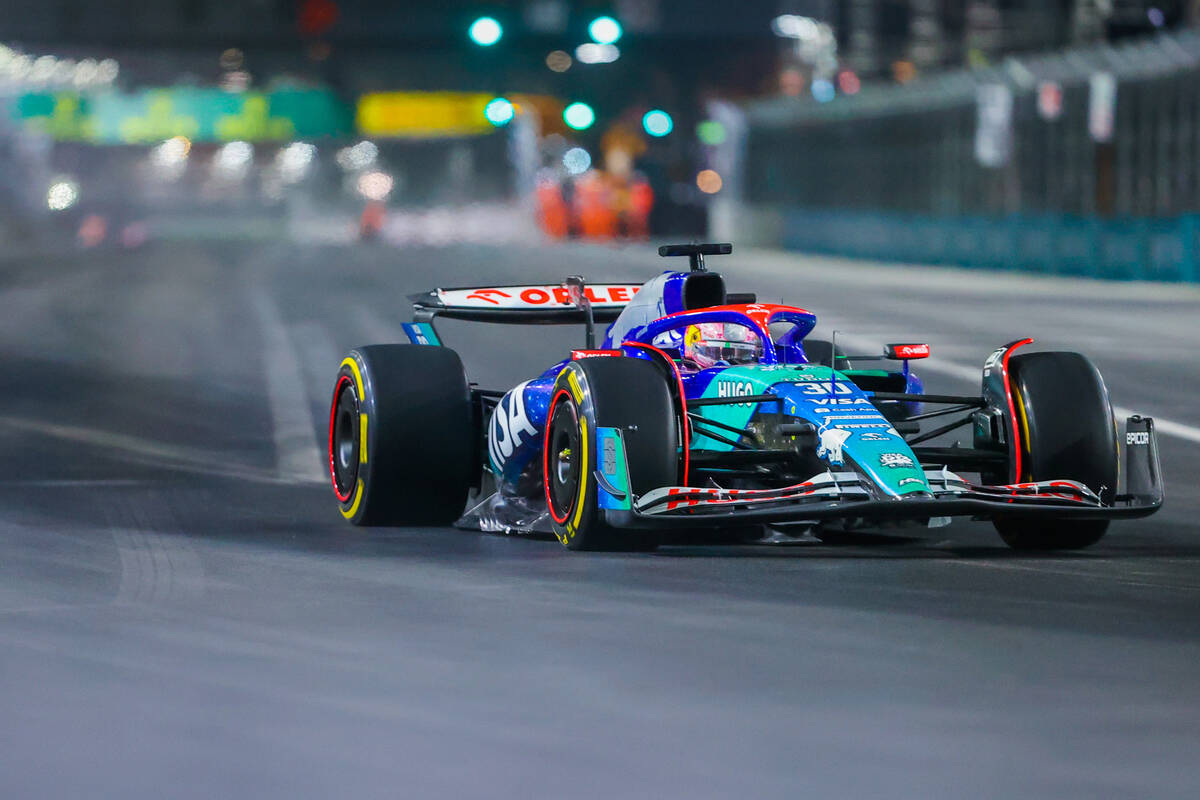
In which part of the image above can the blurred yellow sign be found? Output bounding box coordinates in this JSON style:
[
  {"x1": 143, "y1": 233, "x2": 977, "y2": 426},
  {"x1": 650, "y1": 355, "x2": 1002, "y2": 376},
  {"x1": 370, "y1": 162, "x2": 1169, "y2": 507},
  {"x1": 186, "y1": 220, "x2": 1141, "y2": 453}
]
[{"x1": 357, "y1": 92, "x2": 495, "y2": 138}]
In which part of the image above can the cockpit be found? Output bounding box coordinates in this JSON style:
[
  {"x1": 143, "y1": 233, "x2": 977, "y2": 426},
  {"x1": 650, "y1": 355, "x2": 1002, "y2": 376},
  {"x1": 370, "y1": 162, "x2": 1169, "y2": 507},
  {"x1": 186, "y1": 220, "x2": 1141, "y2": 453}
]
[{"x1": 639, "y1": 307, "x2": 819, "y2": 372}]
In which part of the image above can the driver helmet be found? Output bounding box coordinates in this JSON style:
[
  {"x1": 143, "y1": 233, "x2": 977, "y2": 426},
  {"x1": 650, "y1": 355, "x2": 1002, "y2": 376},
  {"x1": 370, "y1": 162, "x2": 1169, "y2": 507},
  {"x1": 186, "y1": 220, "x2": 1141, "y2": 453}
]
[{"x1": 683, "y1": 323, "x2": 762, "y2": 369}]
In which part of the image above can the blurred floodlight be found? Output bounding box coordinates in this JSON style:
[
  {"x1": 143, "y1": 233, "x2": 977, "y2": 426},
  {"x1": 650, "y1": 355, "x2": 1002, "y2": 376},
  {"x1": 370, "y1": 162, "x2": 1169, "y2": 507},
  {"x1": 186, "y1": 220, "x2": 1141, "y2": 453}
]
[
  {"x1": 336, "y1": 140, "x2": 378, "y2": 171},
  {"x1": 812, "y1": 78, "x2": 835, "y2": 103},
  {"x1": 1148, "y1": 7, "x2": 1166, "y2": 26},
  {"x1": 356, "y1": 170, "x2": 394, "y2": 201},
  {"x1": 213, "y1": 141, "x2": 254, "y2": 179},
  {"x1": 30, "y1": 55, "x2": 57, "y2": 83},
  {"x1": 563, "y1": 102, "x2": 595, "y2": 130},
  {"x1": 484, "y1": 97, "x2": 515, "y2": 126},
  {"x1": 545, "y1": 50, "x2": 572, "y2": 72},
  {"x1": 468, "y1": 16, "x2": 503, "y2": 46},
  {"x1": 696, "y1": 169, "x2": 723, "y2": 194},
  {"x1": 6, "y1": 54, "x2": 32, "y2": 81},
  {"x1": 642, "y1": 109, "x2": 673, "y2": 137},
  {"x1": 771, "y1": 14, "x2": 818, "y2": 40},
  {"x1": 562, "y1": 147, "x2": 591, "y2": 175},
  {"x1": 588, "y1": 16, "x2": 622, "y2": 45},
  {"x1": 52, "y1": 58, "x2": 76, "y2": 85},
  {"x1": 96, "y1": 58, "x2": 119, "y2": 83},
  {"x1": 278, "y1": 142, "x2": 317, "y2": 183},
  {"x1": 575, "y1": 43, "x2": 619, "y2": 64},
  {"x1": 696, "y1": 120, "x2": 726, "y2": 146},
  {"x1": 72, "y1": 58, "x2": 99, "y2": 88},
  {"x1": 47, "y1": 178, "x2": 79, "y2": 211},
  {"x1": 152, "y1": 136, "x2": 191, "y2": 166}
]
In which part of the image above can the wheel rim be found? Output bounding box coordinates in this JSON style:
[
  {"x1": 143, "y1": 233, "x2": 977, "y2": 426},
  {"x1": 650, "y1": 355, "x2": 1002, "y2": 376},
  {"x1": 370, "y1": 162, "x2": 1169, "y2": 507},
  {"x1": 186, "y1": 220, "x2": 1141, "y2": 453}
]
[
  {"x1": 329, "y1": 376, "x2": 360, "y2": 502},
  {"x1": 545, "y1": 393, "x2": 581, "y2": 525}
]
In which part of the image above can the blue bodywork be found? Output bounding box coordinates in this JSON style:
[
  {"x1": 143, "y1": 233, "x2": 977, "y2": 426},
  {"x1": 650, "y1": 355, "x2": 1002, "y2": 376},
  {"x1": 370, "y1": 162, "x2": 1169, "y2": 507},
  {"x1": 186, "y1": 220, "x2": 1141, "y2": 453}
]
[{"x1": 476, "y1": 270, "x2": 926, "y2": 500}]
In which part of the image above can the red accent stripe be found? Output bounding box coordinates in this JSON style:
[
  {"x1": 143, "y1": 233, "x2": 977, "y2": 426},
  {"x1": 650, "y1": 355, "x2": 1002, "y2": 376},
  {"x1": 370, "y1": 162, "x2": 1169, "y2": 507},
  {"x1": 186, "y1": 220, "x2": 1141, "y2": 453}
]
[
  {"x1": 622, "y1": 341, "x2": 690, "y2": 487},
  {"x1": 1000, "y1": 338, "x2": 1034, "y2": 484},
  {"x1": 543, "y1": 389, "x2": 575, "y2": 525},
  {"x1": 329, "y1": 375, "x2": 354, "y2": 503}
]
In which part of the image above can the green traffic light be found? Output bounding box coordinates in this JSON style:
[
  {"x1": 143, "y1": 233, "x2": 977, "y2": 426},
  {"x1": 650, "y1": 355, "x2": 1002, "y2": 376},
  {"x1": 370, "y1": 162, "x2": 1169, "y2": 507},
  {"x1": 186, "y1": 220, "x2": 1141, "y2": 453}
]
[
  {"x1": 588, "y1": 16, "x2": 622, "y2": 45},
  {"x1": 642, "y1": 109, "x2": 673, "y2": 137},
  {"x1": 468, "y1": 16, "x2": 503, "y2": 46},
  {"x1": 484, "y1": 97, "x2": 515, "y2": 126},
  {"x1": 563, "y1": 102, "x2": 595, "y2": 130}
]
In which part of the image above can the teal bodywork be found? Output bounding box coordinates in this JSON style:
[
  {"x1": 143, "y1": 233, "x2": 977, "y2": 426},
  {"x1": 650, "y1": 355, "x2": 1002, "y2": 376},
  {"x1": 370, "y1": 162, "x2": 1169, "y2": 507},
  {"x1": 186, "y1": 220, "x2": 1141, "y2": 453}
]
[{"x1": 692, "y1": 364, "x2": 929, "y2": 497}]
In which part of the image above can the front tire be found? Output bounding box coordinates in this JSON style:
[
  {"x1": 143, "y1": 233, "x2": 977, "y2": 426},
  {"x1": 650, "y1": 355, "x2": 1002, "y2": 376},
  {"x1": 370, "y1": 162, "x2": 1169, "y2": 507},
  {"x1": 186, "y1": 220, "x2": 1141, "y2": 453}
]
[
  {"x1": 543, "y1": 357, "x2": 679, "y2": 551},
  {"x1": 329, "y1": 345, "x2": 475, "y2": 525},
  {"x1": 993, "y1": 351, "x2": 1117, "y2": 550}
]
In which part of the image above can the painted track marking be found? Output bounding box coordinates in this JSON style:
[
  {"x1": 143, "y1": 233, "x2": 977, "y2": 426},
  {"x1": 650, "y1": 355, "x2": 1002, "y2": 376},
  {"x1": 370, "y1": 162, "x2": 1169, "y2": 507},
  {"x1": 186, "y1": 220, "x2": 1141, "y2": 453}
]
[{"x1": 250, "y1": 287, "x2": 327, "y2": 484}]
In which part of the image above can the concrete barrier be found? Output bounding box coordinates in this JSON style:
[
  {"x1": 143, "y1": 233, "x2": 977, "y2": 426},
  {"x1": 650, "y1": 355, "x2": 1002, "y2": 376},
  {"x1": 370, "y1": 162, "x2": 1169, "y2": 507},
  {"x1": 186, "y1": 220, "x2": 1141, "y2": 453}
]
[{"x1": 727, "y1": 205, "x2": 1199, "y2": 283}]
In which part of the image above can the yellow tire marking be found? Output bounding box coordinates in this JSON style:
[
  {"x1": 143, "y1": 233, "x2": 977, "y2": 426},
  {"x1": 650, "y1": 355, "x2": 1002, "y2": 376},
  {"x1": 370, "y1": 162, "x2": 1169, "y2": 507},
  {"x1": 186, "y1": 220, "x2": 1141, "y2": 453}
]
[
  {"x1": 572, "y1": 417, "x2": 588, "y2": 530},
  {"x1": 339, "y1": 479, "x2": 364, "y2": 519},
  {"x1": 1014, "y1": 387, "x2": 1031, "y2": 481},
  {"x1": 359, "y1": 413, "x2": 368, "y2": 463},
  {"x1": 340, "y1": 356, "x2": 365, "y2": 399},
  {"x1": 567, "y1": 370, "x2": 584, "y2": 403}
]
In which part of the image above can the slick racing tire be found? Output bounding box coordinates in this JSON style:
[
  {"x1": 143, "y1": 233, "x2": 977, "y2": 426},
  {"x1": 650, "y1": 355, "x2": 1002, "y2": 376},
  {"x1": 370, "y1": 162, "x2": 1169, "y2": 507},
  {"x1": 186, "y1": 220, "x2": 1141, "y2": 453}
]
[
  {"x1": 329, "y1": 345, "x2": 474, "y2": 526},
  {"x1": 993, "y1": 351, "x2": 1117, "y2": 550},
  {"x1": 543, "y1": 357, "x2": 679, "y2": 551}
]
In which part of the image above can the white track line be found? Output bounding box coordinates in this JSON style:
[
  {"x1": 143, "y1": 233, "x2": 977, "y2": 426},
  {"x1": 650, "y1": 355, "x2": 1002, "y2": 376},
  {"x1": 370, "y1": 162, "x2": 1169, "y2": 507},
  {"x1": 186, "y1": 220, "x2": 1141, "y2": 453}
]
[
  {"x1": 836, "y1": 333, "x2": 1200, "y2": 444},
  {"x1": 250, "y1": 287, "x2": 327, "y2": 484}
]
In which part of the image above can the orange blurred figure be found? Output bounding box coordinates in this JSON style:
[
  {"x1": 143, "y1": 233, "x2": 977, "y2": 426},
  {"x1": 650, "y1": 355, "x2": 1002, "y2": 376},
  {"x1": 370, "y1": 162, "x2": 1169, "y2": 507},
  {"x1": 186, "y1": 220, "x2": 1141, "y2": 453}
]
[
  {"x1": 574, "y1": 171, "x2": 617, "y2": 240},
  {"x1": 77, "y1": 214, "x2": 107, "y2": 248},
  {"x1": 359, "y1": 201, "x2": 385, "y2": 240},
  {"x1": 626, "y1": 174, "x2": 654, "y2": 240},
  {"x1": 535, "y1": 177, "x2": 569, "y2": 239}
]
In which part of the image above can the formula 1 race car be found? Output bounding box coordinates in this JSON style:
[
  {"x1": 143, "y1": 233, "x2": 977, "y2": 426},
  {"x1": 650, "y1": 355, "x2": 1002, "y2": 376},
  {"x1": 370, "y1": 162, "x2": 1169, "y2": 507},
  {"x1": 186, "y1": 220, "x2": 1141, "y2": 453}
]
[{"x1": 327, "y1": 243, "x2": 1162, "y2": 551}]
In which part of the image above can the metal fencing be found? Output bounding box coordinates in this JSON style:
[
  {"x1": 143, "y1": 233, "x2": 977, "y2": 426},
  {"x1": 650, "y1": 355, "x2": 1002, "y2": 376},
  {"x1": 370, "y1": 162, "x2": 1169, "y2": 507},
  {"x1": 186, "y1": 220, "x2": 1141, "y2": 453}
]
[{"x1": 727, "y1": 29, "x2": 1200, "y2": 281}]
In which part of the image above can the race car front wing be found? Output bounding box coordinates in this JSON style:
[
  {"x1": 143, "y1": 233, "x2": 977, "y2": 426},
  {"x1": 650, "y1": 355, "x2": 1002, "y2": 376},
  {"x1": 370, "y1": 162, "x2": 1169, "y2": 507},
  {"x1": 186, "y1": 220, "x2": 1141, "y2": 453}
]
[{"x1": 599, "y1": 416, "x2": 1163, "y2": 529}]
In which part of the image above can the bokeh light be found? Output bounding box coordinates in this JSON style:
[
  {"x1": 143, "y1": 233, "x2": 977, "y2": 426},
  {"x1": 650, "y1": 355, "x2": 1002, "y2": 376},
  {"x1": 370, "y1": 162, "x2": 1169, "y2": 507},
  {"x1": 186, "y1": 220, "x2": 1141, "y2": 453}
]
[
  {"x1": 642, "y1": 110, "x2": 674, "y2": 137},
  {"x1": 562, "y1": 147, "x2": 592, "y2": 175},
  {"x1": 563, "y1": 102, "x2": 596, "y2": 130},
  {"x1": 356, "y1": 170, "x2": 394, "y2": 201},
  {"x1": 574, "y1": 43, "x2": 619, "y2": 64},
  {"x1": 812, "y1": 78, "x2": 835, "y2": 103},
  {"x1": 484, "y1": 97, "x2": 515, "y2": 126},
  {"x1": 468, "y1": 16, "x2": 503, "y2": 46},
  {"x1": 545, "y1": 50, "x2": 572, "y2": 72},
  {"x1": 697, "y1": 120, "x2": 727, "y2": 146},
  {"x1": 696, "y1": 169, "x2": 723, "y2": 194},
  {"x1": 588, "y1": 16, "x2": 623, "y2": 45},
  {"x1": 47, "y1": 178, "x2": 79, "y2": 211}
]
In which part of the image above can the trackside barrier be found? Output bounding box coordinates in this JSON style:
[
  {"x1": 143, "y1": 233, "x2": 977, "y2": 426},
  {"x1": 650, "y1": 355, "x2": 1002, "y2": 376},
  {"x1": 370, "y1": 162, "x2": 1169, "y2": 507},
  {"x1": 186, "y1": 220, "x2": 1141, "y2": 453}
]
[{"x1": 775, "y1": 208, "x2": 1199, "y2": 284}]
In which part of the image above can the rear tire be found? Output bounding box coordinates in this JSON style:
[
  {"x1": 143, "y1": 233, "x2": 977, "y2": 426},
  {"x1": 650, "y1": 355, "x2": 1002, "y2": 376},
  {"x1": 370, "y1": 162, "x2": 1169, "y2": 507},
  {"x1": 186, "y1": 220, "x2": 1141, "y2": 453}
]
[
  {"x1": 544, "y1": 357, "x2": 679, "y2": 551},
  {"x1": 329, "y1": 345, "x2": 475, "y2": 526},
  {"x1": 993, "y1": 351, "x2": 1116, "y2": 550}
]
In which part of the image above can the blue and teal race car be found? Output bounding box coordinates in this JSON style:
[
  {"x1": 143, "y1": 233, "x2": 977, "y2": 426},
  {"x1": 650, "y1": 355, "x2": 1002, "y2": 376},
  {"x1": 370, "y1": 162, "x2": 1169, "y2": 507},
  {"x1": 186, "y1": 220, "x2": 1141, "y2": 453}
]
[{"x1": 328, "y1": 243, "x2": 1162, "y2": 551}]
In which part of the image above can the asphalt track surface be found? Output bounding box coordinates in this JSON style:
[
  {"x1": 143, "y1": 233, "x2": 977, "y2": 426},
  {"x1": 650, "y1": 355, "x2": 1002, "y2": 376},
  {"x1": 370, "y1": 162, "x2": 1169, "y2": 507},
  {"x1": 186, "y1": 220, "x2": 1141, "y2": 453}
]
[{"x1": 1, "y1": 238, "x2": 1198, "y2": 798}]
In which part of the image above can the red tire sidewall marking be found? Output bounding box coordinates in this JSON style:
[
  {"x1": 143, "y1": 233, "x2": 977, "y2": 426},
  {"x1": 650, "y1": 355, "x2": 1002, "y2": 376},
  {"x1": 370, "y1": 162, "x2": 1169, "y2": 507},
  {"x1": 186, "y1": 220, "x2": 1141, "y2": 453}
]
[
  {"x1": 329, "y1": 374, "x2": 355, "y2": 503},
  {"x1": 544, "y1": 388, "x2": 577, "y2": 525}
]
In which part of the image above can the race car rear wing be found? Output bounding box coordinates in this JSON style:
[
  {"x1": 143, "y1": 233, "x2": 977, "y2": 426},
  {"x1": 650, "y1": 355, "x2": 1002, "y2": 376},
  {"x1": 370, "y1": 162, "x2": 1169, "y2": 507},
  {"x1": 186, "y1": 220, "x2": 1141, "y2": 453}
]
[{"x1": 409, "y1": 280, "x2": 641, "y2": 325}]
